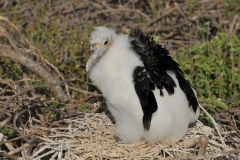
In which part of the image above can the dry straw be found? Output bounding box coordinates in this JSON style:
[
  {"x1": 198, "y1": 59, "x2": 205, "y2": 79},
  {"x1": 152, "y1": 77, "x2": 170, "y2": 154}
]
[{"x1": 15, "y1": 110, "x2": 239, "y2": 160}]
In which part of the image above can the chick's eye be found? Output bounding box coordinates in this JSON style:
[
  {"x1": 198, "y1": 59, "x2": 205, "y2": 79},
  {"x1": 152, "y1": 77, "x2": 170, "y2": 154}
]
[{"x1": 104, "y1": 41, "x2": 108, "y2": 45}]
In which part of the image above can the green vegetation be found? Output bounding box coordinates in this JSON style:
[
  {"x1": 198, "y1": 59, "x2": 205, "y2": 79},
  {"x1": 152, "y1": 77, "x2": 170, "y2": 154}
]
[
  {"x1": 177, "y1": 32, "x2": 240, "y2": 110},
  {"x1": 76, "y1": 103, "x2": 92, "y2": 112},
  {"x1": 1, "y1": 126, "x2": 15, "y2": 135},
  {"x1": 175, "y1": 29, "x2": 240, "y2": 125}
]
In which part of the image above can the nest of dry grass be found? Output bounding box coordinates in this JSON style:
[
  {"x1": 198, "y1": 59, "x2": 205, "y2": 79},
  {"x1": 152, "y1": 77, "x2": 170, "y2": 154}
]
[{"x1": 1, "y1": 110, "x2": 238, "y2": 160}]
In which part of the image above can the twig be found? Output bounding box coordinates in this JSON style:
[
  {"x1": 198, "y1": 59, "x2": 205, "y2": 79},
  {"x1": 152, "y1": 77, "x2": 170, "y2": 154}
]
[
  {"x1": 87, "y1": 8, "x2": 151, "y2": 22},
  {"x1": 0, "y1": 132, "x2": 38, "y2": 146},
  {"x1": 32, "y1": 149, "x2": 55, "y2": 160},
  {"x1": 68, "y1": 86, "x2": 102, "y2": 97},
  {"x1": 0, "y1": 26, "x2": 22, "y2": 55},
  {"x1": 144, "y1": 21, "x2": 188, "y2": 34},
  {"x1": 44, "y1": 59, "x2": 72, "y2": 101},
  {"x1": 13, "y1": 108, "x2": 28, "y2": 135},
  {"x1": 0, "y1": 112, "x2": 12, "y2": 129},
  {"x1": 0, "y1": 133, "x2": 15, "y2": 151},
  {"x1": 8, "y1": 143, "x2": 30, "y2": 155},
  {"x1": 0, "y1": 45, "x2": 69, "y2": 103},
  {"x1": 225, "y1": 93, "x2": 240, "y2": 104},
  {"x1": 69, "y1": 3, "x2": 80, "y2": 26},
  {"x1": 0, "y1": 16, "x2": 72, "y2": 103},
  {"x1": 0, "y1": 152, "x2": 18, "y2": 160},
  {"x1": 74, "y1": 95, "x2": 93, "y2": 103},
  {"x1": 194, "y1": 149, "x2": 240, "y2": 160},
  {"x1": 94, "y1": 129, "x2": 102, "y2": 160},
  {"x1": 21, "y1": 65, "x2": 36, "y2": 97},
  {"x1": 0, "y1": 79, "x2": 79, "y2": 119},
  {"x1": 0, "y1": 14, "x2": 72, "y2": 102},
  {"x1": 199, "y1": 104, "x2": 228, "y2": 150},
  {"x1": 26, "y1": 136, "x2": 36, "y2": 156},
  {"x1": 0, "y1": 16, "x2": 46, "y2": 66},
  {"x1": 30, "y1": 144, "x2": 52, "y2": 159},
  {"x1": 47, "y1": 0, "x2": 78, "y2": 17},
  {"x1": 145, "y1": 5, "x2": 179, "y2": 27}
]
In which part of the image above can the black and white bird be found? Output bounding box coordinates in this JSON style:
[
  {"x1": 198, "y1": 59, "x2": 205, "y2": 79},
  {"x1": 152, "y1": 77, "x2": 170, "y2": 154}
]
[{"x1": 86, "y1": 26, "x2": 200, "y2": 144}]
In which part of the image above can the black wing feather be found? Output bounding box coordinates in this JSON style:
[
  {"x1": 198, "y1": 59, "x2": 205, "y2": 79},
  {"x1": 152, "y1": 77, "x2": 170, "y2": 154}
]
[
  {"x1": 131, "y1": 29, "x2": 199, "y2": 130},
  {"x1": 133, "y1": 66, "x2": 157, "y2": 130}
]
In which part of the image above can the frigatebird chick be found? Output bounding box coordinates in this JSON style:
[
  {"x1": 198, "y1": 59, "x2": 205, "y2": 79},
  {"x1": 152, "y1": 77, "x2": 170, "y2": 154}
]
[{"x1": 86, "y1": 27, "x2": 200, "y2": 144}]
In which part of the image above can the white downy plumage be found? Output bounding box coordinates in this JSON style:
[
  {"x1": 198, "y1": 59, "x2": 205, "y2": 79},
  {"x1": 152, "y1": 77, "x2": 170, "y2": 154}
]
[{"x1": 86, "y1": 26, "x2": 200, "y2": 144}]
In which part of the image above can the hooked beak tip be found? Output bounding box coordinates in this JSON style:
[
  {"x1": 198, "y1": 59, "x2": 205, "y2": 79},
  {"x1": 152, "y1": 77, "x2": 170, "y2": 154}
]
[
  {"x1": 86, "y1": 57, "x2": 95, "y2": 72},
  {"x1": 86, "y1": 61, "x2": 91, "y2": 72}
]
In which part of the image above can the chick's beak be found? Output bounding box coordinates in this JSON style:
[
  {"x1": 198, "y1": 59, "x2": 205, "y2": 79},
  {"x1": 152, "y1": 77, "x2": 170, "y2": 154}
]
[
  {"x1": 86, "y1": 57, "x2": 94, "y2": 72},
  {"x1": 86, "y1": 44, "x2": 106, "y2": 72}
]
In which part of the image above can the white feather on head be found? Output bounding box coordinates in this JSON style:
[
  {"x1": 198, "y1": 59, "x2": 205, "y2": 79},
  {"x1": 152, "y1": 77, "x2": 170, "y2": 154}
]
[{"x1": 86, "y1": 27, "x2": 117, "y2": 72}]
